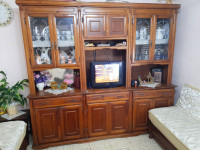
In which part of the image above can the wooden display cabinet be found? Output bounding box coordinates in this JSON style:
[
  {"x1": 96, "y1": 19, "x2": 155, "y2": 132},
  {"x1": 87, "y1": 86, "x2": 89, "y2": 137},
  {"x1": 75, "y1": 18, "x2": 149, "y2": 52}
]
[
  {"x1": 25, "y1": 7, "x2": 80, "y2": 69},
  {"x1": 133, "y1": 88, "x2": 174, "y2": 131},
  {"x1": 16, "y1": 1, "x2": 180, "y2": 149},
  {"x1": 132, "y1": 9, "x2": 175, "y2": 65},
  {"x1": 82, "y1": 8, "x2": 129, "y2": 38},
  {"x1": 86, "y1": 91, "x2": 130, "y2": 137}
]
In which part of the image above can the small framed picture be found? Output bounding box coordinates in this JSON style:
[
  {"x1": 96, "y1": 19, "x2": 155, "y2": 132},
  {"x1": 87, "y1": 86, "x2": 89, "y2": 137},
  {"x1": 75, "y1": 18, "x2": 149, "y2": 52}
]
[{"x1": 152, "y1": 68, "x2": 162, "y2": 83}]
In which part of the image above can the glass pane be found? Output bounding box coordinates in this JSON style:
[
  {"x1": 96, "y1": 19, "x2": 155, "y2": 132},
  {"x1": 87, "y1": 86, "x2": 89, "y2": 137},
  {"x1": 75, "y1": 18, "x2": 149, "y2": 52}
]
[
  {"x1": 56, "y1": 17, "x2": 76, "y2": 65},
  {"x1": 154, "y1": 18, "x2": 170, "y2": 60},
  {"x1": 29, "y1": 17, "x2": 52, "y2": 65},
  {"x1": 135, "y1": 18, "x2": 151, "y2": 61}
]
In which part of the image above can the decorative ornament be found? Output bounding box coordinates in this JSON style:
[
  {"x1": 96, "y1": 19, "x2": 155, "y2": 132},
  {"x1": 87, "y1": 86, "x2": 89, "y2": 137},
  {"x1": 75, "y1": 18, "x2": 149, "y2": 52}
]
[
  {"x1": 0, "y1": 0, "x2": 14, "y2": 27},
  {"x1": 166, "y1": 0, "x2": 173, "y2": 4}
]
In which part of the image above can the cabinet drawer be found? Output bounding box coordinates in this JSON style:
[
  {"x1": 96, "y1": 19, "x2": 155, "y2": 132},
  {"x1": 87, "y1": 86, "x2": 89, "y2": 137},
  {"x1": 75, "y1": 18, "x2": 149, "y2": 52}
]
[
  {"x1": 133, "y1": 90, "x2": 172, "y2": 99},
  {"x1": 86, "y1": 92, "x2": 129, "y2": 103},
  {"x1": 33, "y1": 96, "x2": 82, "y2": 108}
]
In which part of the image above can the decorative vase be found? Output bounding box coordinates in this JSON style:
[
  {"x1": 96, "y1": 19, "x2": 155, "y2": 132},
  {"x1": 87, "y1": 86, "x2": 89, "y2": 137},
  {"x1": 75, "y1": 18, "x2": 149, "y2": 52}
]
[
  {"x1": 7, "y1": 102, "x2": 19, "y2": 116},
  {"x1": 36, "y1": 82, "x2": 45, "y2": 91}
]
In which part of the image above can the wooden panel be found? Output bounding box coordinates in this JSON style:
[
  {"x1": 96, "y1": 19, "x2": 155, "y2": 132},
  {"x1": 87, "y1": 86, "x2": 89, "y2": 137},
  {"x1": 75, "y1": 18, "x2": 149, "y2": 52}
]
[
  {"x1": 35, "y1": 108, "x2": 61, "y2": 144},
  {"x1": 107, "y1": 15, "x2": 128, "y2": 37},
  {"x1": 84, "y1": 15, "x2": 105, "y2": 37},
  {"x1": 86, "y1": 92, "x2": 129, "y2": 103},
  {"x1": 153, "y1": 97, "x2": 170, "y2": 108},
  {"x1": 133, "y1": 9, "x2": 173, "y2": 15},
  {"x1": 133, "y1": 90, "x2": 172, "y2": 99},
  {"x1": 109, "y1": 101, "x2": 129, "y2": 134},
  {"x1": 60, "y1": 105, "x2": 83, "y2": 140},
  {"x1": 133, "y1": 99, "x2": 151, "y2": 131},
  {"x1": 33, "y1": 96, "x2": 82, "y2": 108},
  {"x1": 82, "y1": 8, "x2": 129, "y2": 14},
  {"x1": 16, "y1": 1, "x2": 181, "y2": 9},
  {"x1": 23, "y1": 6, "x2": 77, "y2": 13},
  {"x1": 87, "y1": 103, "x2": 108, "y2": 137}
]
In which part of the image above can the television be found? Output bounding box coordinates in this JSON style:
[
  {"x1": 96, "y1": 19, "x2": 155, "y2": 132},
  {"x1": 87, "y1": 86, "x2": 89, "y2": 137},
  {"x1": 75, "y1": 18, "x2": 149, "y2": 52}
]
[{"x1": 90, "y1": 61, "x2": 125, "y2": 89}]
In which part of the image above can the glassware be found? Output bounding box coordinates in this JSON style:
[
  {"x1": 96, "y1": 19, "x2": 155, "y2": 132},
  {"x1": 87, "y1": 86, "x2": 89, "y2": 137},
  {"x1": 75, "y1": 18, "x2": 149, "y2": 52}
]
[
  {"x1": 56, "y1": 17, "x2": 76, "y2": 65},
  {"x1": 154, "y1": 18, "x2": 170, "y2": 60},
  {"x1": 29, "y1": 17, "x2": 52, "y2": 65},
  {"x1": 135, "y1": 18, "x2": 151, "y2": 61}
]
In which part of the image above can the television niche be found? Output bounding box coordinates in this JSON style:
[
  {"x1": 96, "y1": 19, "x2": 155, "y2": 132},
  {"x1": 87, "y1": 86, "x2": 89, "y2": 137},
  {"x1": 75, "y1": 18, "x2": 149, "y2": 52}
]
[{"x1": 90, "y1": 61, "x2": 125, "y2": 89}]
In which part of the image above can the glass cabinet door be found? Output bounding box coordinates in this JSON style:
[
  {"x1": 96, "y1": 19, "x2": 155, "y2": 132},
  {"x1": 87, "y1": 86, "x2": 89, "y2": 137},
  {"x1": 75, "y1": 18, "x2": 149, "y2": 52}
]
[
  {"x1": 28, "y1": 16, "x2": 54, "y2": 66},
  {"x1": 54, "y1": 16, "x2": 77, "y2": 65},
  {"x1": 134, "y1": 18, "x2": 152, "y2": 61},
  {"x1": 154, "y1": 18, "x2": 171, "y2": 60}
]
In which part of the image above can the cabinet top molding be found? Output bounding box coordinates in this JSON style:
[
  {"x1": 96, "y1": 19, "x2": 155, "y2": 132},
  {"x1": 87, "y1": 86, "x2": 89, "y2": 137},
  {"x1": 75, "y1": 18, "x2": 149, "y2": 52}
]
[{"x1": 16, "y1": 1, "x2": 180, "y2": 9}]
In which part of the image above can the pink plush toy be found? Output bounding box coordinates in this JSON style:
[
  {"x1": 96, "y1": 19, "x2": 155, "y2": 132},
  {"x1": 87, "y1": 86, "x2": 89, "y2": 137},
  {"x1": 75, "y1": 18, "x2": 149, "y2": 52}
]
[{"x1": 64, "y1": 69, "x2": 74, "y2": 86}]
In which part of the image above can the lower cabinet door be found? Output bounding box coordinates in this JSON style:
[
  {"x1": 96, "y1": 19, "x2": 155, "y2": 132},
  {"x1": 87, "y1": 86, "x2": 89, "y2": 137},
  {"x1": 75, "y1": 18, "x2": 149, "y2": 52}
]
[
  {"x1": 109, "y1": 101, "x2": 129, "y2": 134},
  {"x1": 133, "y1": 99, "x2": 152, "y2": 131},
  {"x1": 153, "y1": 97, "x2": 170, "y2": 108},
  {"x1": 87, "y1": 103, "x2": 109, "y2": 137},
  {"x1": 60, "y1": 105, "x2": 83, "y2": 140},
  {"x1": 35, "y1": 108, "x2": 61, "y2": 144}
]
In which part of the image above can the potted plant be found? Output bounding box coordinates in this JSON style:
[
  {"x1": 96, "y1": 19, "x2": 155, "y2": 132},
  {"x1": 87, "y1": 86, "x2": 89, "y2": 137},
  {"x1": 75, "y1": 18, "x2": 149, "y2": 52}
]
[{"x1": 0, "y1": 71, "x2": 29, "y2": 115}]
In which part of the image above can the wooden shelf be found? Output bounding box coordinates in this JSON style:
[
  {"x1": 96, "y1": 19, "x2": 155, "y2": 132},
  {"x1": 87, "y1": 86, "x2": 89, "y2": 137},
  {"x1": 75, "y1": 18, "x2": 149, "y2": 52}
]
[
  {"x1": 84, "y1": 46, "x2": 128, "y2": 51},
  {"x1": 84, "y1": 37, "x2": 128, "y2": 41},
  {"x1": 86, "y1": 86, "x2": 128, "y2": 94},
  {"x1": 131, "y1": 62, "x2": 169, "y2": 67},
  {"x1": 32, "y1": 66, "x2": 80, "y2": 71},
  {"x1": 28, "y1": 87, "x2": 82, "y2": 99},
  {"x1": 130, "y1": 84, "x2": 176, "y2": 90}
]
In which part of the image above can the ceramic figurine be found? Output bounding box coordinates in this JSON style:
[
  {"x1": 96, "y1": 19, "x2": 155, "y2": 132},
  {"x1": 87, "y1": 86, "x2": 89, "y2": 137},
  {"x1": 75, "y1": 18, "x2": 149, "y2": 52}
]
[
  {"x1": 37, "y1": 48, "x2": 51, "y2": 64},
  {"x1": 35, "y1": 54, "x2": 42, "y2": 64}
]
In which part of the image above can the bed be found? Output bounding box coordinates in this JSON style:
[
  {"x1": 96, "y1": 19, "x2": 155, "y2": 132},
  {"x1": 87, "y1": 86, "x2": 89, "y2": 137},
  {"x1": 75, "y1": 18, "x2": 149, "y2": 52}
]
[
  {"x1": 0, "y1": 121, "x2": 27, "y2": 150},
  {"x1": 149, "y1": 84, "x2": 200, "y2": 150}
]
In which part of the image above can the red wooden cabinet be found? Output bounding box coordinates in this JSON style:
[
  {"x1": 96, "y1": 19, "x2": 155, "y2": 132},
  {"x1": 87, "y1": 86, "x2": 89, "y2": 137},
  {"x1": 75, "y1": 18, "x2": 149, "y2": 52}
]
[
  {"x1": 86, "y1": 92, "x2": 130, "y2": 137},
  {"x1": 133, "y1": 90, "x2": 173, "y2": 131},
  {"x1": 60, "y1": 105, "x2": 83, "y2": 140},
  {"x1": 107, "y1": 15, "x2": 128, "y2": 37},
  {"x1": 35, "y1": 108, "x2": 61, "y2": 144},
  {"x1": 87, "y1": 103, "x2": 109, "y2": 137},
  {"x1": 109, "y1": 101, "x2": 129, "y2": 134},
  {"x1": 153, "y1": 97, "x2": 170, "y2": 108},
  {"x1": 34, "y1": 103, "x2": 83, "y2": 144},
  {"x1": 133, "y1": 99, "x2": 151, "y2": 131},
  {"x1": 84, "y1": 15, "x2": 106, "y2": 37}
]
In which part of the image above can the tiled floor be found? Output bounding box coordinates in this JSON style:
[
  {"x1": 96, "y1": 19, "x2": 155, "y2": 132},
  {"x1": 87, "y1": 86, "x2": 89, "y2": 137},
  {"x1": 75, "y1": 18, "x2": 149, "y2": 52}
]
[{"x1": 27, "y1": 134, "x2": 163, "y2": 150}]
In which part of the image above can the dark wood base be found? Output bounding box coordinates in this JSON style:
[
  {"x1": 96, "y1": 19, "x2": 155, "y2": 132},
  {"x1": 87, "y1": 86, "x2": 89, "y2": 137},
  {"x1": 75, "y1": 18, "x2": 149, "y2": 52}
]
[
  {"x1": 33, "y1": 130, "x2": 148, "y2": 149},
  {"x1": 19, "y1": 137, "x2": 28, "y2": 150},
  {"x1": 149, "y1": 121, "x2": 177, "y2": 150}
]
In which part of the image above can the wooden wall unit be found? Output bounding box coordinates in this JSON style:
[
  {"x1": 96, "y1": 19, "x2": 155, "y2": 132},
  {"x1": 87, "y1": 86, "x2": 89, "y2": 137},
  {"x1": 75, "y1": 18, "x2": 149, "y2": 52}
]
[{"x1": 16, "y1": 1, "x2": 180, "y2": 149}]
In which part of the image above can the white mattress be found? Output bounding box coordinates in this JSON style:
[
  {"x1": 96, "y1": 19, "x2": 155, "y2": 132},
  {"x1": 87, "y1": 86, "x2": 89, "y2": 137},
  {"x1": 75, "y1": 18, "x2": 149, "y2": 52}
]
[
  {"x1": 149, "y1": 106, "x2": 200, "y2": 150},
  {"x1": 0, "y1": 121, "x2": 27, "y2": 150}
]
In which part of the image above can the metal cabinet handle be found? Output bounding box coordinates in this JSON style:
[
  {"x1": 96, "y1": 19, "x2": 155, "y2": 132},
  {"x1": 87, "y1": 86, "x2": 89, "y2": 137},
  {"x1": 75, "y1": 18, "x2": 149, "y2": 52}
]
[
  {"x1": 118, "y1": 96, "x2": 124, "y2": 99},
  {"x1": 70, "y1": 99, "x2": 77, "y2": 102},
  {"x1": 51, "y1": 41, "x2": 54, "y2": 51},
  {"x1": 39, "y1": 102, "x2": 48, "y2": 106},
  {"x1": 163, "y1": 92, "x2": 169, "y2": 95},
  {"x1": 64, "y1": 99, "x2": 77, "y2": 103},
  {"x1": 55, "y1": 42, "x2": 58, "y2": 50}
]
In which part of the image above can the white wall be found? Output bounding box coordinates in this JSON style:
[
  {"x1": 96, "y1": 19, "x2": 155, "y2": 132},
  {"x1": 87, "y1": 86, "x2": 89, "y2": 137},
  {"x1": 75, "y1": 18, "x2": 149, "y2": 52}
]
[
  {"x1": 2, "y1": 0, "x2": 198, "y2": 109},
  {"x1": 172, "y1": 0, "x2": 200, "y2": 104}
]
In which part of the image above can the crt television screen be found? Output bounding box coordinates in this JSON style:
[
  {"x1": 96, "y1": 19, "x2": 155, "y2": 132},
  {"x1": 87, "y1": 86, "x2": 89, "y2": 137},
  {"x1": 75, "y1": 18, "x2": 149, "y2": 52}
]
[{"x1": 95, "y1": 64, "x2": 119, "y2": 83}]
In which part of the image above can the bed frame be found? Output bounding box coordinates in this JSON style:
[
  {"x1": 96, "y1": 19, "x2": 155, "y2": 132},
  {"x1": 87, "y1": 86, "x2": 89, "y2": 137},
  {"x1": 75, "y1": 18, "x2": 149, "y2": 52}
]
[
  {"x1": 19, "y1": 137, "x2": 28, "y2": 150},
  {"x1": 149, "y1": 121, "x2": 177, "y2": 150}
]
